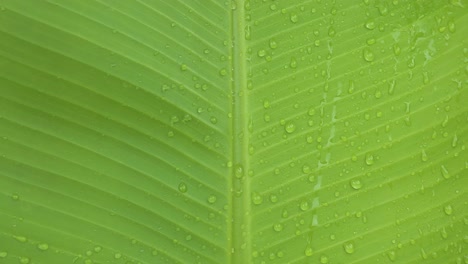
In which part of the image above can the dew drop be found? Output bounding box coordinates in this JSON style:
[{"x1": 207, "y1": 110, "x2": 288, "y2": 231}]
[
  {"x1": 343, "y1": 242, "x2": 355, "y2": 254},
  {"x1": 387, "y1": 250, "x2": 396, "y2": 261},
  {"x1": 180, "y1": 64, "x2": 188, "y2": 71},
  {"x1": 388, "y1": 79, "x2": 396, "y2": 95},
  {"x1": 290, "y1": 13, "x2": 298, "y2": 23},
  {"x1": 365, "y1": 19, "x2": 376, "y2": 30},
  {"x1": 14, "y1": 236, "x2": 27, "y2": 243},
  {"x1": 304, "y1": 246, "x2": 313, "y2": 256},
  {"x1": 440, "y1": 165, "x2": 450, "y2": 179},
  {"x1": 300, "y1": 201, "x2": 309, "y2": 211},
  {"x1": 269, "y1": 39, "x2": 277, "y2": 49},
  {"x1": 290, "y1": 57, "x2": 297, "y2": 69},
  {"x1": 363, "y1": 48, "x2": 375, "y2": 62},
  {"x1": 207, "y1": 195, "x2": 217, "y2": 204},
  {"x1": 302, "y1": 165, "x2": 311, "y2": 174},
  {"x1": 178, "y1": 183, "x2": 187, "y2": 193},
  {"x1": 257, "y1": 49, "x2": 266, "y2": 58},
  {"x1": 452, "y1": 134, "x2": 458, "y2": 147},
  {"x1": 0, "y1": 252, "x2": 7, "y2": 258},
  {"x1": 269, "y1": 194, "x2": 278, "y2": 203},
  {"x1": 393, "y1": 44, "x2": 401, "y2": 55},
  {"x1": 444, "y1": 205, "x2": 453, "y2": 215},
  {"x1": 252, "y1": 192, "x2": 263, "y2": 205},
  {"x1": 20, "y1": 257, "x2": 30, "y2": 264},
  {"x1": 219, "y1": 68, "x2": 227, "y2": 76},
  {"x1": 37, "y1": 243, "x2": 49, "y2": 251},
  {"x1": 348, "y1": 80, "x2": 355, "y2": 94},
  {"x1": 365, "y1": 153, "x2": 374, "y2": 165},
  {"x1": 114, "y1": 253, "x2": 122, "y2": 259},
  {"x1": 320, "y1": 255, "x2": 329, "y2": 263},
  {"x1": 234, "y1": 164, "x2": 244, "y2": 178},
  {"x1": 273, "y1": 223, "x2": 283, "y2": 232},
  {"x1": 421, "y1": 149, "x2": 428, "y2": 162},
  {"x1": 285, "y1": 122, "x2": 296, "y2": 133},
  {"x1": 350, "y1": 179, "x2": 362, "y2": 190}
]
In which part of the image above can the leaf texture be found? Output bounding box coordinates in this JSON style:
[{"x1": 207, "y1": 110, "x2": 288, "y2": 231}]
[{"x1": 0, "y1": 1, "x2": 467, "y2": 264}]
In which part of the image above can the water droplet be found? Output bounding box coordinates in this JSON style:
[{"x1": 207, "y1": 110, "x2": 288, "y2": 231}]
[
  {"x1": 304, "y1": 246, "x2": 313, "y2": 256},
  {"x1": 219, "y1": 68, "x2": 227, "y2": 76},
  {"x1": 388, "y1": 79, "x2": 396, "y2": 94},
  {"x1": 252, "y1": 192, "x2": 263, "y2": 205},
  {"x1": 365, "y1": 19, "x2": 376, "y2": 30},
  {"x1": 273, "y1": 223, "x2": 283, "y2": 232},
  {"x1": 440, "y1": 165, "x2": 450, "y2": 179},
  {"x1": 421, "y1": 149, "x2": 428, "y2": 162},
  {"x1": 234, "y1": 164, "x2": 244, "y2": 178},
  {"x1": 387, "y1": 250, "x2": 396, "y2": 261},
  {"x1": 343, "y1": 242, "x2": 355, "y2": 254},
  {"x1": 320, "y1": 255, "x2": 329, "y2": 263},
  {"x1": 207, "y1": 195, "x2": 217, "y2": 204},
  {"x1": 257, "y1": 49, "x2": 266, "y2": 58},
  {"x1": 14, "y1": 236, "x2": 27, "y2": 243},
  {"x1": 363, "y1": 48, "x2": 375, "y2": 62},
  {"x1": 12, "y1": 194, "x2": 19, "y2": 200},
  {"x1": 178, "y1": 183, "x2": 187, "y2": 193},
  {"x1": 393, "y1": 44, "x2": 401, "y2": 55},
  {"x1": 20, "y1": 257, "x2": 30, "y2": 264},
  {"x1": 365, "y1": 153, "x2": 374, "y2": 165},
  {"x1": 444, "y1": 204, "x2": 453, "y2": 215},
  {"x1": 263, "y1": 99, "x2": 270, "y2": 109},
  {"x1": 269, "y1": 194, "x2": 278, "y2": 203},
  {"x1": 269, "y1": 39, "x2": 277, "y2": 49},
  {"x1": 440, "y1": 227, "x2": 448, "y2": 239},
  {"x1": 290, "y1": 57, "x2": 297, "y2": 69},
  {"x1": 37, "y1": 243, "x2": 49, "y2": 251},
  {"x1": 114, "y1": 253, "x2": 122, "y2": 259},
  {"x1": 300, "y1": 201, "x2": 309, "y2": 211},
  {"x1": 210, "y1": 116, "x2": 218, "y2": 124},
  {"x1": 180, "y1": 64, "x2": 187, "y2": 71},
  {"x1": 452, "y1": 134, "x2": 458, "y2": 147},
  {"x1": 0, "y1": 252, "x2": 7, "y2": 258},
  {"x1": 302, "y1": 165, "x2": 311, "y2": 174},
  {"x1": 290, "y1": 13, "x2": 298, "y2": 23},
  {"x1": 285, "y1": 122, "x2": 296, "y2": 133},
  {"x1": 350, "y1": 179, "x2": 362, "y2": 190}
]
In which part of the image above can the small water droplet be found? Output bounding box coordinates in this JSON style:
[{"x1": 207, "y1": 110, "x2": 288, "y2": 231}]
[
  {"x1": 290, "y1": 57, "x2": 297, "y2": 69},
  {"x1": 37, "y1": 243, "x2": 49, "y2": 251},
  {"x1": 12, "y1": 193, "x2": 19, "y2": 200},
  {"x1": 393, "y1": 44, "x2": 401, "y2": 55},
  {"x1": 302, "y1": 165, "x2": 311, "y2": 174},
  {"x1": 300, "y1": 201, "x2": 309, "y2": 211},
  {"x1": 257, "y1": 49, "x2": 266, "y2": 58},
  {"x1": 207, "y1": 195, "x2": 217, "y2": 204},
  {"x1": 363, "y1": 48, "x2": 375, "y2": 62},
  {"x1": 452, "y1": 134, "x2": 458, "y2": 147},
  {"x1": 444, "y1": 204, "x2": 453, "y2": 215},
  {"x1": 269, "y1": 194, "x2": 278, "y2": 203},
  {"x1": 219, "y1": 68, "x2": 227, "y2": 76},
  {"x1": 20, "y1": 257, "x2": 30, "y2": 264},
  {"x1": 290, "y1": 13, "x2": 298, "y2": 23},
  {"x1": 440, "y1": 165, "x2": 450, "y2": 179},
  {"x1": 421, "y1": 149, "x2": 428, "y2": 162},
  {"x1": 273, "y1": 223, "x2": 283, "y2": 232},
  {"x1": 178, "y1": 183, "x2": 187, "y2": 193},
  {"x1": 365, "y1": 19, "x2": 376, "y2": 30},
  {"x1": 269, "y1": 39, "x2": 277, "y2": 49},
  {"x1": 365, "y1": 153, "x2": 374, "y2": 165},
  {"x1": 350, "y1": 179, "x2": 362, "y2": 190},
  {"x1": 304, "y1": 246, "x2": 313, "y2": 256},
  {"x1": 114, "y1": 253, "x2": 122, "y2": 259},
  {"x1": 234, "y1": 164, "x2": 244, "y2": 178},
  {"x1": 180, "y1": 64, "x2": 187, "y2": 71},
  {"x1": 343, "y1": 242, "x2": 355, "y2": 254},
  {"x1": 0, "y1": 252, "x2": 7, "y2": 258},
  {"x1": 252, "y1": 192, "x2": 263, "y2": 205},
  {"x1": 387, "y1": 250, "x2": 396, "y2": 261},
  {"x1": 14, "y1": 236, "x2": 27, "y2": 243},
  {"x1": 285, "y1": 122, "x2": 296, "y2": 133},
  {"x1": 320, "y1": 254, "x2": 329, "y2": 263}
]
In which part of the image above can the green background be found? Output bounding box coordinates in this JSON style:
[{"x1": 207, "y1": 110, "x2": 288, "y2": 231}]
[{"x1": 0, "y1": 0, "x2": 466, "y2": 263}]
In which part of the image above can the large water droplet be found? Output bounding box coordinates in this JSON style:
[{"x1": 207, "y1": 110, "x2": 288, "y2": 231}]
[
  {"x1": 178, "y1": 183, "x2": 187, "y2": 193},
  {"x1": 0, "y1": 252, "x2": 7, "y2": 258},
  {"x1": 350, "y1": 179, "x2": 362, "y2": 190},
  {"x1": 285, "y1": 122, "x2": 296, "y2": 133},
  {"x1": 343, "y1": 242, "x2": 355, "y2": 254}
]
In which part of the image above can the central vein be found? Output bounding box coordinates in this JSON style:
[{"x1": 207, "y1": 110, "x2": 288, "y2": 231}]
[{"x1": 229, "y1": 1, "x2": 250, "y2": 263}]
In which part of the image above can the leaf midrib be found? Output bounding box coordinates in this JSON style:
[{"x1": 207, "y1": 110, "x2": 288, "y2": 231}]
[{"x1": 229, "y1": 3, "x2": 251, "y2": 263}]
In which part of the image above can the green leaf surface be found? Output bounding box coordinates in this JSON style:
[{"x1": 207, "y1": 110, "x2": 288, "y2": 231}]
[{"x1": 0, "y1": 0, "x2": 467, "y2": 263}]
